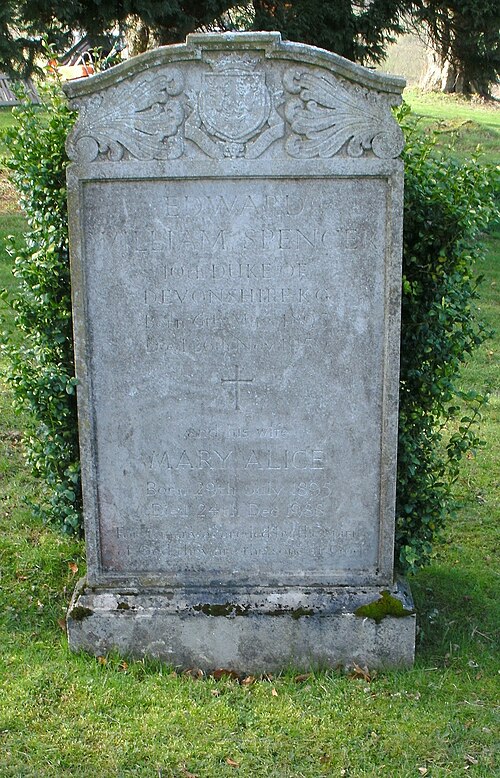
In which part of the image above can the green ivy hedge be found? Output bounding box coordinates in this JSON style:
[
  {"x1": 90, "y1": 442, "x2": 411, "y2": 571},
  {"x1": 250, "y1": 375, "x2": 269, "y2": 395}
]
[
  {"x1": 396, "y1": 108, "x2": 495, "y2": 571},
  {"x1": 1, "y1": 84, "x2": 80, "y2": 533},
  {"x1": 1, "y1": 89, "x2": 496, "y2": 569}
]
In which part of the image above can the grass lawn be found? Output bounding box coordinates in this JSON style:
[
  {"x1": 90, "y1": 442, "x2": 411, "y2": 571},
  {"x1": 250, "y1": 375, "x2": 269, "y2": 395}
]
[
  {"x1": 0, "y1": 107, "x2": 19, "y2": 214},
  {"x1": 403, "y1": 88, "x2": 500, "y2": 164},
  {"x1": 0, "y1": 95, "x2": 499, "y2": 777},
  {"x1": 0, "y1": 107, "x2": 20, "y2": 157},
  {"x1": 0, "y1": 107, "x2": 17, "y2": 135}
]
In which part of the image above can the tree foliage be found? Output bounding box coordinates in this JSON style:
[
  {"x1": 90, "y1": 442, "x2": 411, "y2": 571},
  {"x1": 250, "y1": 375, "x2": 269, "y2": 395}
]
[
  {"x1": 0, "y1": 1, "x2": 237, "y2": 74},
  {"x1": 249, "y1": 1, "x2": 406, "y2": 64},
  {"x1": 1, "y1": 0, "x2": 407, "y2": 74},
  {"x1": 0, "y1": 1, "x2": 70, "y2": 77},
  {"x1": 2, "y1": 1, "x2": 498, "y2": 93},
  {"x1": 413, "y1": 0, "x2": 500, "y2": 95}
]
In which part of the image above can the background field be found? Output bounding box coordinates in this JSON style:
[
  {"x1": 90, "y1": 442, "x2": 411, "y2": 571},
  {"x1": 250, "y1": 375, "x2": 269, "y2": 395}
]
[{"x1": 0, "y1": 93, "x2": 498, "y2": 777}]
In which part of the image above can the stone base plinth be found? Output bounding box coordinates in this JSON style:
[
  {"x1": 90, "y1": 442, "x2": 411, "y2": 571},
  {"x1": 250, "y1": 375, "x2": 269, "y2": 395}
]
[{"x1": 67, "y1": 579, "x2": 416, "y2": 672}]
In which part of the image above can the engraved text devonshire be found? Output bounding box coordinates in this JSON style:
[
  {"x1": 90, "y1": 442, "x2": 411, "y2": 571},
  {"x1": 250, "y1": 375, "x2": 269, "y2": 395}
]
[{"x1": 82, "y1": 176, "x2": 388, "y2": 581}]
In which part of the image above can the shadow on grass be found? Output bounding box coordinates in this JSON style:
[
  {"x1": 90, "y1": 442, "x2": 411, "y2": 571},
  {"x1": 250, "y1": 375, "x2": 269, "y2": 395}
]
[{"x1": 411, "y1": 564, "x2": 498, "y2": 664}]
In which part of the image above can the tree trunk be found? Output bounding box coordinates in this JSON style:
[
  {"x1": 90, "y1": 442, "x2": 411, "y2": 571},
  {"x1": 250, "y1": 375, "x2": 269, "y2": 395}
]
[
  {"x1": 420, "y1": 48, "x2": 458, "y2": 92},
  {"x1": 124, "y1": 15, "x2": 159, "y2": 57},
  {"x1": 420, "y1": 46, "x2": 490, "y2": 95}
]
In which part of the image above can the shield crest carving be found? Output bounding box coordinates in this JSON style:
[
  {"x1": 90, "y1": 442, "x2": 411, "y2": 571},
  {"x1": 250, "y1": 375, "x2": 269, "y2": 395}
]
[{"x1": 199, "y1": 68, "x2": 270, "y2": 143}]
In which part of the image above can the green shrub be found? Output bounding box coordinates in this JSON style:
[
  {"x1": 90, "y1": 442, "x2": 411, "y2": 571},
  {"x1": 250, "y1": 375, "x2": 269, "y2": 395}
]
[
  {"x1": 0, "y1": 83, "x2": 80, "y2": 534},
  {"x1": 396, "y1": 109, "x2": 496, "y2": 571},
  {"x1": 1, "y1": 90, "x2": 496, "y2": 567}
]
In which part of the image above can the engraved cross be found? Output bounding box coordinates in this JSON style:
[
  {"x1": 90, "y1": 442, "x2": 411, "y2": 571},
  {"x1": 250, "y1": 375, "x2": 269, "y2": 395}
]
[{"x1": 221, "y1": 365, "x2": 254, "y2": 411}]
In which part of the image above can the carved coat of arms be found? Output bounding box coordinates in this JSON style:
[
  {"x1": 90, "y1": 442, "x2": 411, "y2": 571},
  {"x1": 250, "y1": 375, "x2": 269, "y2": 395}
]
[
  {"x1": 199, "y1": 67, "x2": 270, "y2": 143},
  {"x1": 186, "y1": 54, "x2": 283, "y2": 158}
]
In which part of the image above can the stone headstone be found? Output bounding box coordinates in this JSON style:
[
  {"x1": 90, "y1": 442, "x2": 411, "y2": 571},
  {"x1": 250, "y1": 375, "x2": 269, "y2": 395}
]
[{"x1": 65, "y1": 32, "x2": 415, "y2": 670}]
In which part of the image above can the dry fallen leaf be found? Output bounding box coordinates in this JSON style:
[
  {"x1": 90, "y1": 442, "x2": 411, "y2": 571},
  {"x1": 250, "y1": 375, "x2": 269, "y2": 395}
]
[
  {"x1": 68, "y1": 561, "x2": 79, "y2": 575},
  {"x1": 118, "y1": 661, "x2": 128, "y2": 672},
  {"x1": 57, "y1": 617, "x2": 67, "y2": 633},
  {"x1": 183, "y1": 668, "x2": 204, "y2": 680},
  {"x1": 418, "y1": 768, "x2": 428, "y2": 776},
  {"x1": 350, "y1": 663, "x2": 372, "y2": 682},
  {"x1": 226, "y1": 758, "x2": 240, "y2": 768},
  {"x1": 180, "y1": 765, "x2": 198, "y2": 778},
  {"x1": 241, "y1": 675, "x2": 255, "y2": 686},
  {"x1": 97, "y1": 656, "x2": 107, "y2": 665},
  {"x1": 211, "y1": 668, "x2": 239, "y2": 681},
  {"x1": 271, "y1": 688, "x2": 278, "y2": 697},
  {"x1": 294, "y1": 673, "x2": 311, "y2": 683}
]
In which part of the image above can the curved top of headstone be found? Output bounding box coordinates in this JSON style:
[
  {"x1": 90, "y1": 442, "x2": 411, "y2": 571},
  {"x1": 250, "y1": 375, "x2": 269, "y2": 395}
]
[{"x1": 64, "y1": 31, "x2": 405, "y2": 164}]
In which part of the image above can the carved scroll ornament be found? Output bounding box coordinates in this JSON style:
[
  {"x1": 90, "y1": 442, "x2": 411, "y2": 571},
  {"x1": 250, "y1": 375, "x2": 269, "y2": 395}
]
[
  {"x1": 284, "y1": 69, "x2": 404, "y2": 159},
  {"x1": 66, "y1": 70, "x2": 185, "y2": 163}
]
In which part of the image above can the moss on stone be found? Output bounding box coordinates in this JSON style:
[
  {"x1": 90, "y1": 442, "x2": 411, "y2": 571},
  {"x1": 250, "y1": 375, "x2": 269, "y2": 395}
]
[
  {"x1": 193, "y1": 602, "x2": 250, "y2": 617},
  {"x1": 70, "y1": 605, "x2": 93, "y2": 621},
  {"x1": 355, "y1": 590, "x2": 415, "y2": 624},
  {"x1": 261, "y1": 606, "x2": 315, "y2": 619},
  {"x1": 191, "y1": 603, "x2": 313, "y2": 618},
  {"x1": 291, "y1": 607, "x2": 315, "y2": 620}
]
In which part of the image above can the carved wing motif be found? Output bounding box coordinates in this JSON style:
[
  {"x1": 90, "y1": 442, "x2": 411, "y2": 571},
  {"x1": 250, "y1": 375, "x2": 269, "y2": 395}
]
[
  {"x1": 284, "y1": 69, "x2": 404, "y2": 159},
  {"x1": 66, "y1": 70, "x2": 185, "y2": 162}
]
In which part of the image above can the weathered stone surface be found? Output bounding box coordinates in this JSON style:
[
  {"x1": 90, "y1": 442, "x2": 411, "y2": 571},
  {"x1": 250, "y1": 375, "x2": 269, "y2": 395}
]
[
  {"x1": 65, "y1": 32, "x2": 413, "y2": 669},
  {"x1": 68, "y1": 579, "x2": 415, "y2": 671}
]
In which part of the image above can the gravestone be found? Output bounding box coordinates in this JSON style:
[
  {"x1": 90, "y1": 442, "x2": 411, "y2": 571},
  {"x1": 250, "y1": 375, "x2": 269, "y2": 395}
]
[{"x1": 65, "y1": 32, "x2": 416, "y2": 670}]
